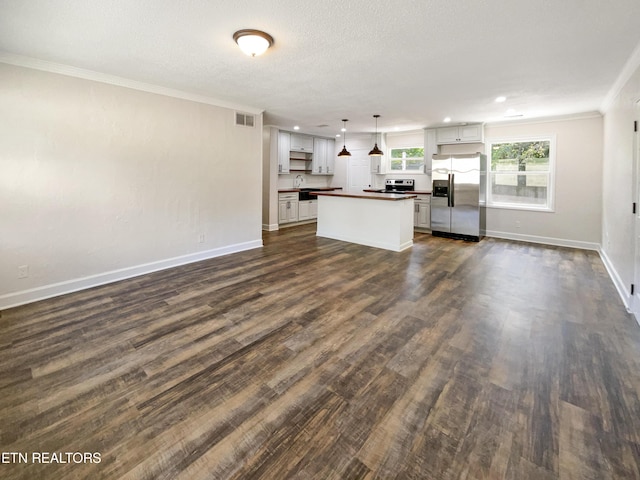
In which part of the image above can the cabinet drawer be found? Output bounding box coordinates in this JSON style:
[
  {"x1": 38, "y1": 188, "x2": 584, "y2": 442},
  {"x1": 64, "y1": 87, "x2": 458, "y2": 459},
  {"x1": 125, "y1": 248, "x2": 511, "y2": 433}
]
[{"x1": 278, "y1": 193, "x2": 298, "y2": 201}]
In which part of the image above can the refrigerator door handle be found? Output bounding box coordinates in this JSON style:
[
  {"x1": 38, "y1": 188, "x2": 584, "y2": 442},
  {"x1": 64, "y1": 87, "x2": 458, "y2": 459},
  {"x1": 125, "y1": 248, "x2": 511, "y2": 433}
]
[{"x1": 449, "y1": 173, "x2": 455, "y2": 207}]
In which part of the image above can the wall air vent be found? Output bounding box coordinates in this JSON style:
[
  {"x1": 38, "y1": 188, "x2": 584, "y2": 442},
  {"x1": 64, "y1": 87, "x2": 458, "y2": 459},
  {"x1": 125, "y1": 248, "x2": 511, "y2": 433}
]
[{"x1": 235, "y1": 112, "x2": 255, "y2": 127}]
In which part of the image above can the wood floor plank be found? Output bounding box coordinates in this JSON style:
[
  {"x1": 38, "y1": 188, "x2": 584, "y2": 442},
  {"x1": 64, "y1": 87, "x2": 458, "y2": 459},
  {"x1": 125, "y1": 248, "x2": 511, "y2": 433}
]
[{"x1": 1, "y1": 224, "x2": 638, "y2": 479}]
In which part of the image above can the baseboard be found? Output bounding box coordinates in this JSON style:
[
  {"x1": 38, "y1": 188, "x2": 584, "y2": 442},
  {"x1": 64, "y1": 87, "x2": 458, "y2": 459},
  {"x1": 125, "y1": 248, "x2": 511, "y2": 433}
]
[
  {"x1": 262, "y1": 223, "x2": 279, "y2": 231},
  {"x1": 485, "y1": 230, "x2": 600, "y2": 251},
  {"x1": 316, "y1": 231, "x2": 412, "y2": 252},
  {"x1": 598, "y1": 248, "x2": 633, "y2": 314},
  {"x1": 0, "y1": 239, "x2": 263, "y2": 310}
]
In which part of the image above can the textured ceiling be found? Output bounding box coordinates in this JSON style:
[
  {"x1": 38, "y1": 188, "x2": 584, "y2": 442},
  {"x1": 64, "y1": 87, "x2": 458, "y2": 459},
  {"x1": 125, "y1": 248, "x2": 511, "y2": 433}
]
[{"x1": 1, "y1": 0, "x2": 640, "y2": 136}]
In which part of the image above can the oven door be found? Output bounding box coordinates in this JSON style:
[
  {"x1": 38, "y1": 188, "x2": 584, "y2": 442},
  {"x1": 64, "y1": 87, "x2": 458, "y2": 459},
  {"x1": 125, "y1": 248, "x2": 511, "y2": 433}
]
[{"x1": 299, "y1": 191, "x2": 316, "y2": 201}]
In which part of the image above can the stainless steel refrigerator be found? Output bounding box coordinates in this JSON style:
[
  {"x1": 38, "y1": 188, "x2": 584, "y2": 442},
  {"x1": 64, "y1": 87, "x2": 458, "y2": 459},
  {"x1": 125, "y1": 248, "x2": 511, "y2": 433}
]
[{"x1": 430, "y1": 153, "x2": 486, "y2": 241}]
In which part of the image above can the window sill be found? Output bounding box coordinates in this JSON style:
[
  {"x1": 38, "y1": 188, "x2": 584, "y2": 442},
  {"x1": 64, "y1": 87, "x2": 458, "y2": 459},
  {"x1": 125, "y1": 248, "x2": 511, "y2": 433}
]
[{"x1": 486, "y1": 203, "x2": 555, "y2": 213}]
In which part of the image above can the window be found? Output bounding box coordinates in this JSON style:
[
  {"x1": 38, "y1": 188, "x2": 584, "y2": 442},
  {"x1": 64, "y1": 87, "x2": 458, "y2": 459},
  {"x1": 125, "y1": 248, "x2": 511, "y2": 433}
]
[
  {"x1": 389, "y1": 147, "x2": 424, "y2": 172},
  {"x1": 487, "y1": 136, "x2": 555, "y2": 211}
]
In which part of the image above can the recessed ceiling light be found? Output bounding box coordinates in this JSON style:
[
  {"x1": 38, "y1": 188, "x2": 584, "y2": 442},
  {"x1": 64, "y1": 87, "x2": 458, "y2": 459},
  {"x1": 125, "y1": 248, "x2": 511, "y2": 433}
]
[
  {"x1": 293, "y1": 125, "x2": 300, "y2": 130},
  {"x1": 336, "y1": 134, "x2": 341, "y2": 137},
  {"x1": 495, "y1": 96, "x2": 507, "y2": 103},
  {"x1": 443, "y1": 117, "x2": 451, "y2": 123}
]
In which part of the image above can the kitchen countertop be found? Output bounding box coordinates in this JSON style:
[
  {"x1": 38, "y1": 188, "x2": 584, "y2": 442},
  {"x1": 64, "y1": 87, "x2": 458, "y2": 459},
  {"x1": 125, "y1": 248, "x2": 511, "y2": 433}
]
[
  {"x1": 278, "y1": 187, "x2": 343, "y2": 193},
  {"x1": 313, "y1": 191, "x2": 417, "y2": 201}
]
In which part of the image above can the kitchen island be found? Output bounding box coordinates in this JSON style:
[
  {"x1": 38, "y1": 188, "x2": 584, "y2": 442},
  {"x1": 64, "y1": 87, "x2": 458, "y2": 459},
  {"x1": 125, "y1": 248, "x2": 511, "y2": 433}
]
[{"x1": 313, "y1": 191, "x2": 416, "y2": 252}]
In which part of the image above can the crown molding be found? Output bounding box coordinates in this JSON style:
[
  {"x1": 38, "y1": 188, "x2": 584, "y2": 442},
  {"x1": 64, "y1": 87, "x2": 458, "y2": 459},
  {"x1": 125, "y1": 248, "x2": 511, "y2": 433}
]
[
  {"x1": 484, "y1": 110, "x2": 602, "y2": 127},
  {"x1": 0, "y1": 52, "x2": 264, "y2": 114},
  {"x1": 600, "y1": 39, "x2": 640, "y2": 113}
]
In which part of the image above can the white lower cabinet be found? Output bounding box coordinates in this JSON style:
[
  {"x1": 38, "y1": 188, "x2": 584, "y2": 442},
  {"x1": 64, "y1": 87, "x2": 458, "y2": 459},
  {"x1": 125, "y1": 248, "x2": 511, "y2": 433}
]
[
  {"x1": 278, "y1": 193, "x2": 299, "y2": 224},
  {"x1": 414, "y1": 195, "x2": 431, "y2": 230},
  {"x1": 298, "y1": 200, "x2": 318, "y2": 221}
]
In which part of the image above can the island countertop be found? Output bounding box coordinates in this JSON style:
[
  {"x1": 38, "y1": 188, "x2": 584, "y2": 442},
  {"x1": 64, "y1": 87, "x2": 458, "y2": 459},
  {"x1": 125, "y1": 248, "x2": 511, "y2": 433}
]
[{"x1": 312, "y1": 191, "x2": 417, "y2": 201}]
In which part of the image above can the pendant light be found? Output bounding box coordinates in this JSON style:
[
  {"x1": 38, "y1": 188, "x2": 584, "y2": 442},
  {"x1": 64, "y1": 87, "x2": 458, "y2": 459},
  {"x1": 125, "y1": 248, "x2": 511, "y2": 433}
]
[
  {"x1": 368, "y1": 114, "x2": 384, "y2": 156},
  {"x1": 337, "y1": 119, "x2": 351, "y2": 157}
]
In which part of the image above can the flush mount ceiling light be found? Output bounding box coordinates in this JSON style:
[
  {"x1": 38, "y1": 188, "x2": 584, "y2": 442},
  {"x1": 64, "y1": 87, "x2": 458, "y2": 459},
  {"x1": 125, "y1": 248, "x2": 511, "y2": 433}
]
[
  {"x1": 233, "y1": 29, "x2": 274, "y2": 57},
  {"x1": 338, "y1": 119, "x2": 351, "y2": 157},
  {"x1": 368, "y1": 114, "x2": 384, "y2": 156}
]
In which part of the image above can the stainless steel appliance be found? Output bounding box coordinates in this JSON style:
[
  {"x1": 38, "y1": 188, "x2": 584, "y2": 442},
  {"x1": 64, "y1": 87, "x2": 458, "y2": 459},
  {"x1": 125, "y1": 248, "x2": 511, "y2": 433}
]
[
  {"x1": 380, "y1": 178, "x2": 415, "y2": 193},
  {"x1": 431, "y1": 153, "x2": 486, "y2": 241}
]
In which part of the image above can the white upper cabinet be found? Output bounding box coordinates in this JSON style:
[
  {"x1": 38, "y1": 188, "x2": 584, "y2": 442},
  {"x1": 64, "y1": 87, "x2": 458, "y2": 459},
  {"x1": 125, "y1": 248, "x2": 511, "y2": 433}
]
[
  {"x1": 325, "y1": 138, "x2": 335, "y2": 174},
  {"x1": 435, "y1": 124, "x2": 484, "y2": 145},
  {"x1": 278, "y1": 131, "x2": 291, "y2": 174},
  {"x1": 370, "y1": 155, "x2": 385, "y2": 174},
  {"x1": 312, "y1": 137, "x2": 335, "y2": 175},
  {"x1": 290, "y1": 133, "x2": 314, "y2": 153}
]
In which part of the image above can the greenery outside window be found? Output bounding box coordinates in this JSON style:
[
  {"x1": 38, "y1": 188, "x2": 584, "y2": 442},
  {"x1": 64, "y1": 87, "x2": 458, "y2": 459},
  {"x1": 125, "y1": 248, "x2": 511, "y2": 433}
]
[
  {"x1": 389, "y1": 147, "x2": 424, "y2": 172},
  {"x1": 487, "y1": 136, "x2": 555, "y2": 211}
]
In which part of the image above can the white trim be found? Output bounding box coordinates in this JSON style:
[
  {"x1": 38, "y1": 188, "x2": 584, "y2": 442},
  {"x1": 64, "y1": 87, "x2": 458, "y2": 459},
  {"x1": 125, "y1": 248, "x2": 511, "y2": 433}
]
[
  {"x1": 601, "y1": 39, "x2": 640, "y2": 113},
  {"x1": 0, "y1": 52, "x2": 264, "y2": 114},
  {"x1": 262, "y1": 223, "x2": 279, "y2": 231},
  {"x1": 486, "y1": 134, "x2": 556, "y2": 212},
  {"x1": 486, "y1": 230, "x2": 599, "y2": 251},
  {"x1": 599, "y1": 247, "x2": 634, "y2": 317},
  {"x1": 316, "y1": 231, "x2": 413, "y2": 252},
  {"x1": 632, "y1": 99, "x2": 640, "y2": 322},
  {"x1": 0, "y1": 240, "x2": 263, "y2": 310},
  {"x1": 485, "y1": 111, "x2": 602, "y2": 127}
]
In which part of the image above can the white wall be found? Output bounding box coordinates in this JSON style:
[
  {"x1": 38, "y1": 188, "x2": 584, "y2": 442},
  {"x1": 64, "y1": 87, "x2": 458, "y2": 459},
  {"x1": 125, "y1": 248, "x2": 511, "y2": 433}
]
[
  {"x1": 478, "y1": 115, "x2": 603, "y2": 248},
  {"x1": 0, "y1": 63, "x2": 263, "y2": 309},
  {"x1": 602, "y1": 58, "x2": 640, "y2": 308},
  {"x1": 330, "y1": 133, "x2": 371, "y2": 190}
]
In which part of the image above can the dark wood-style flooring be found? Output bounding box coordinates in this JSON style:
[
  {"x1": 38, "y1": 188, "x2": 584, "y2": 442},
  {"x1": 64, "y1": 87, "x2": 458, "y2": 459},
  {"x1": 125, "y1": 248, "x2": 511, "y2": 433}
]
[{"x1": 1, "y1": 224, "x2": 639, "y2": 479}]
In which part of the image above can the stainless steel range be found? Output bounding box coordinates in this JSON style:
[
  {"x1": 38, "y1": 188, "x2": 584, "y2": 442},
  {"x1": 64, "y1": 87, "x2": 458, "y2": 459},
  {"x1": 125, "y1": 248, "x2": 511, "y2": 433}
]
[{"x1": 382, "y1": 178, "x2": 415, "y2": 193}]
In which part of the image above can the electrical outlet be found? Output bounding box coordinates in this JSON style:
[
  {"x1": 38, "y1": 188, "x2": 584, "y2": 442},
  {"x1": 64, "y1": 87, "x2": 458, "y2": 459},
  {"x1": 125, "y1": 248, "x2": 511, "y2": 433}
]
[
  {"x1": 18, "y1": 265, "x2": 29, "y2": 279},
  {"x1": 198, "y1": 234, "x2": 205, "y2": 243},
  {"x1": 515, "y1": 220, "x2": 521, "y2": 229}
]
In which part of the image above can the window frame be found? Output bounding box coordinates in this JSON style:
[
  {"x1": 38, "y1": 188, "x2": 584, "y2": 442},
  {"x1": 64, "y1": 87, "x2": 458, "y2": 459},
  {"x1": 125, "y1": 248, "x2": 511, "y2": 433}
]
[
  {"x1": 486, "y1": 134, "x2": 556, "y2": 212},
  {"x1": 387, "y1": 146, "x2": 425, "y2": 173}
]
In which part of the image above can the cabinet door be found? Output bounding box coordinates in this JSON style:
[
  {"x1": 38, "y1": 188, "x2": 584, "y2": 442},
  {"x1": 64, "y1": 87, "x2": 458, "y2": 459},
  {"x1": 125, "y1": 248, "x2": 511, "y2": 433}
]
[
  {"x1": 298, "y1": 201, "x2": 310, "y2": 221},
  {"x1": 310, "y1": 200, "x2": 318, "y2": 218},
  {"x1": 436, "y1": 126, "x2": 459, "y2": 145},
  {"x1": 324, "y1": 139, "x2": 335, "y2": 175},
  {"x1": 459, "y1": 124, "x2": 483, "y2": 143},
  {"x1": 416, "y1": 201, "x2": 431, "y2": 228},
  {"x1": 370, "y1": 156, "x2": 383, "y2": 174},
  {"x1": 291, "y1": 134, "x2": 314, "y2": 152},
  {"x1": 312, "y1": 138, "x2": 327, "y2": 174},
  {"x1": 278, "y1": 200, "x2": 289, "y2": 223},
  {"x1": 424, "y1": 129, "x2": 437, "y2": 174},
  {"x1": 278, "y1": 132, "x2": 291, "y2": 174},
  {"x1": 288, "y1": 200, "x2": 299, "y2": 222}
]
